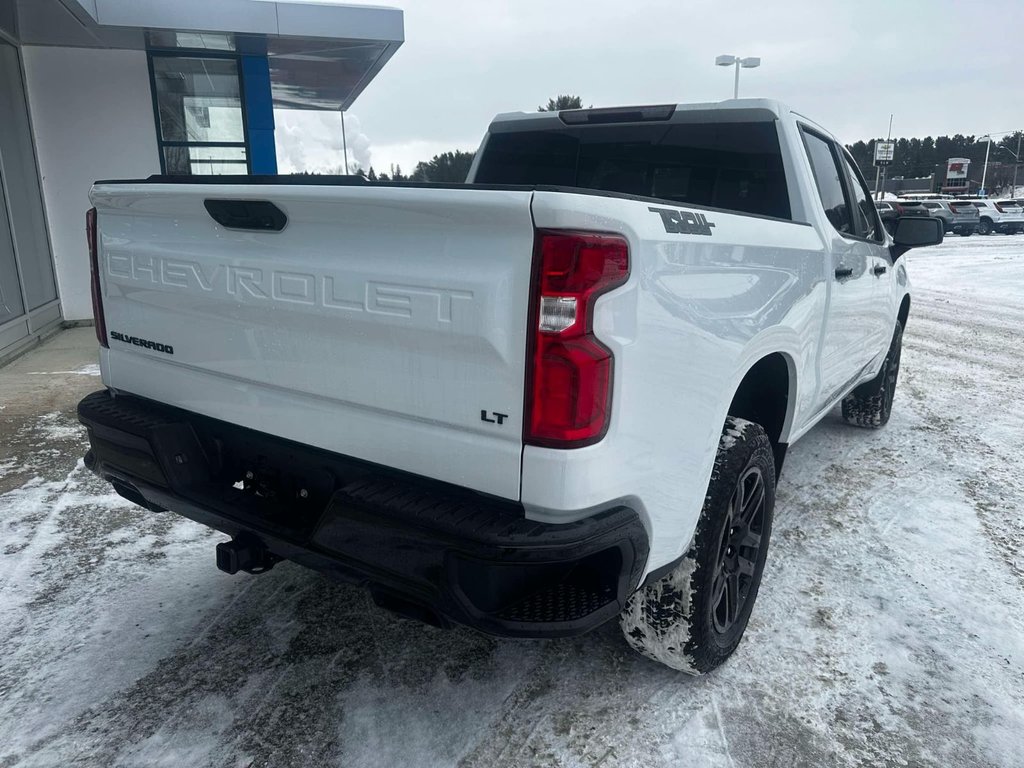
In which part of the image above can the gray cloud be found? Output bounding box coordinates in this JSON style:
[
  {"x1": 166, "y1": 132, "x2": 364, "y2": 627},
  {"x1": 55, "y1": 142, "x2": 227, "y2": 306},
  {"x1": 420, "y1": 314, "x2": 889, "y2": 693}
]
[{"x1": 278, "y1": 0, "x2": 1023, "y2": 174}]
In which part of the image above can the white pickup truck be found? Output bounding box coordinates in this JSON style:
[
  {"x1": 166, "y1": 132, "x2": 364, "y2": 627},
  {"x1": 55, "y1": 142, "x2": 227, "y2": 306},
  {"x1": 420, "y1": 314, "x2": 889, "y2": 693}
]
[{"x1": 78, "y1": 99, "x2": 943, "y2": 673}]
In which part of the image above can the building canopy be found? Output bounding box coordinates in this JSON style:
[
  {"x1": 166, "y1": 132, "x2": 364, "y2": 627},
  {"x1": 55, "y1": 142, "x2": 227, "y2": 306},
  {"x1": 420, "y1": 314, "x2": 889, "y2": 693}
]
[{"x1": 11, "y1": 0, "x2": 404, "y2": 109}]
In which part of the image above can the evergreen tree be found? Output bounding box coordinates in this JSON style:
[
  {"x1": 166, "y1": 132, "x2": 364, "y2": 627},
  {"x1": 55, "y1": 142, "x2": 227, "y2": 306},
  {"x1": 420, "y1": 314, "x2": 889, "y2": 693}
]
[
  {"x1": 538, "y1": 95, "x2": 588, "y2": 111},
  {"x1": 408, "y1": 150, "x2": 476, "y2": 183}
]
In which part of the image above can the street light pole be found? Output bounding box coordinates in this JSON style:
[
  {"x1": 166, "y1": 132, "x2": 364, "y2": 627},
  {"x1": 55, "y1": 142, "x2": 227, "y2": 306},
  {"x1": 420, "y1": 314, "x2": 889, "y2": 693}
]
[{"x1": 715, "y1": 55, "x2": 761, "y2": 99}]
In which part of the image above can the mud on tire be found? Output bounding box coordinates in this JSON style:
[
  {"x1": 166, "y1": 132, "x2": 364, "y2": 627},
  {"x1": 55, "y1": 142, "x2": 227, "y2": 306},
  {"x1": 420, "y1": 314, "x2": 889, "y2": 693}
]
[
  {"x1": 619, "y1": 417, "x2": 776, "y2": 674},
  {"x1": 841, "y1": 321, "x2": 903, "y2": 429}
]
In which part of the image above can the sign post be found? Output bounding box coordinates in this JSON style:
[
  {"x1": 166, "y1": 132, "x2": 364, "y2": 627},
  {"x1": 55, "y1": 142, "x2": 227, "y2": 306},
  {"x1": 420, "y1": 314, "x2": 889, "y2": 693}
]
[{"x1": 873, "y1": 140, "x2": 895, "y2": 199}]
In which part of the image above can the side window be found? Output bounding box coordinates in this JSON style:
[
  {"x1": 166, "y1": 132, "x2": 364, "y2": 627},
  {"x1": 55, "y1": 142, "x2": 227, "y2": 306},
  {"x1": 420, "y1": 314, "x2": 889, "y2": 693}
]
[
  {"x1": 801, "y1": 129, "x2": 852, "y2": 234},
  {"x1": 840, "y1": 153, "x2": 881, "y2": 241}
]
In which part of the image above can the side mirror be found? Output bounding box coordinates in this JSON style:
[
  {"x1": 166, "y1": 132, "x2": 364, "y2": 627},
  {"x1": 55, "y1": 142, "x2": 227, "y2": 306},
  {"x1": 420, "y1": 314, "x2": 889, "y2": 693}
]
[{"x1": 891, "y1": 216, "x2": 943, "y2": 258}]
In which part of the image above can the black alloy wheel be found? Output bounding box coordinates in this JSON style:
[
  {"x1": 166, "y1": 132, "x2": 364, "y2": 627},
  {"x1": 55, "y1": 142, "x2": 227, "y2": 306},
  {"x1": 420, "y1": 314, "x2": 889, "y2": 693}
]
[{"x1": 710, "y1": 464, "x2": 766, "y2": 634}]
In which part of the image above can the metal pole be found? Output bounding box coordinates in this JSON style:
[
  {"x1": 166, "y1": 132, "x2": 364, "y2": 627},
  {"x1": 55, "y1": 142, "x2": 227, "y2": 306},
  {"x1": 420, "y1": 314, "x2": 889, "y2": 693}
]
[
  {"x1": 876, "y1": 117, "x2": 893, "y2": 199},
  {"x1": 980, "y1": 134, "x2": 991, "y2": 195},
  {"x1": 733, "y1": 61, "x2": 740, "y2": 99},
  {"x1": 340, "y1": 110, "x2": 350, "y2": 175},
  {"x1": 1014, "y1": 132, "x2": 1021, "y2": 195}
]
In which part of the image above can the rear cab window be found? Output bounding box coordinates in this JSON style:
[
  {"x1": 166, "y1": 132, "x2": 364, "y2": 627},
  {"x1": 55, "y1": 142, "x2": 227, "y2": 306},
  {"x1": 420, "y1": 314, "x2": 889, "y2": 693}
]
[{"x1": 474, "y1": 120, "x2": 792, "y2": 220}]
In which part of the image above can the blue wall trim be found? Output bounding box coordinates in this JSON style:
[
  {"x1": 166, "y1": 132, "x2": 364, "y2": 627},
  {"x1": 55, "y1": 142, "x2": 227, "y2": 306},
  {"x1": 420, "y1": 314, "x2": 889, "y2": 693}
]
[{"x1": 240, "y1": 55, "x2": 277, "y2": 174}]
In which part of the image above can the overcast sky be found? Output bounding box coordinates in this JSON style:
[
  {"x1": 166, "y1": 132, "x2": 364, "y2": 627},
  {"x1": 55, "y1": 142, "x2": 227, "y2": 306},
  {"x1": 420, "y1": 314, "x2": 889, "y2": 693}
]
[{"x1": 276, "y1": 0, "x2": 1023, "y2": 175}]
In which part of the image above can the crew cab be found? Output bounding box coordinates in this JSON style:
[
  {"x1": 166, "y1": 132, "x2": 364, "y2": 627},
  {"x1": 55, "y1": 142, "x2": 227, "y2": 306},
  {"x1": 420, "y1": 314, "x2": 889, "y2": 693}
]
[{"x1": 78, "y1": 100, "x2": 943, "y2": 673}]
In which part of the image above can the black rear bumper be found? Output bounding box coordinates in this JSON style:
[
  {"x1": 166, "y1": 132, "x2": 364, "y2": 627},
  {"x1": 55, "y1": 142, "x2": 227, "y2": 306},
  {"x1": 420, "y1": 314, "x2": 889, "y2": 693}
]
[{"x1": 77, "y1": 390, "x2": 648, "y2": 638}]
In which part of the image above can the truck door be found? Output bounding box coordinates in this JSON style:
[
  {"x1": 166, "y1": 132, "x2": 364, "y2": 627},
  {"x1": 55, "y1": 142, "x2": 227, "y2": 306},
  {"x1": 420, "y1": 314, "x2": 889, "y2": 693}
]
[{"x1": 799, "y1": 127, "x2": 884, "y2": 405}]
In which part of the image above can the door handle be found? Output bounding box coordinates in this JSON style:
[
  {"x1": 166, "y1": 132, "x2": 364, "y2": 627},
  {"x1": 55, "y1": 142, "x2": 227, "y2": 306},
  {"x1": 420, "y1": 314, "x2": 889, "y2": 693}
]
[
  {"x1": 204, "y1": 199, "x2": 287, "y2": 232},
  {"x1": 834, "y1": 267, "x2": 853, "y2": 279},
  {"x1": 873, "y1": 265, "x2": 888, "y2": 276}
]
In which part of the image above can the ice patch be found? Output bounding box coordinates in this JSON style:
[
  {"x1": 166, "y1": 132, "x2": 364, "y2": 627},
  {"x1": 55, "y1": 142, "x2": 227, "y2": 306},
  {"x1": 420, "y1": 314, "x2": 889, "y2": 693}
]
[
  {"x1": 25, "y1": 364, "x2": 100, "y2": 376},
  {"x1": 35, "y1": 412, "x2": 83, "y2": 442}
]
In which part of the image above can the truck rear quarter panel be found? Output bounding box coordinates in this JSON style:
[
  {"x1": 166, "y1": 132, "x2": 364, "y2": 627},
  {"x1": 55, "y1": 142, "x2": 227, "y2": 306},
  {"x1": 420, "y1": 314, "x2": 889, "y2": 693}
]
[{"x1": 524, "y1": 191, "x2": 828, "y2": 574}]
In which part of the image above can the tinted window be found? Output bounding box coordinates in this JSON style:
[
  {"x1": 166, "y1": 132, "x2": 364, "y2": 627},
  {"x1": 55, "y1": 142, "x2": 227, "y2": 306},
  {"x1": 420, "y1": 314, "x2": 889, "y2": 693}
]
[
  {"x1": 923, "y1": 202, "x2": 941, "y2": 209},
  {"x1": 801, "y1": 130, "x2": 852, "y2": 234},
  {"x1": 475, "y1": 121, "x2": 791, "y2": 219},
  {"x1": 841, "y1": 153, "x2": 881, "y2": 240}
]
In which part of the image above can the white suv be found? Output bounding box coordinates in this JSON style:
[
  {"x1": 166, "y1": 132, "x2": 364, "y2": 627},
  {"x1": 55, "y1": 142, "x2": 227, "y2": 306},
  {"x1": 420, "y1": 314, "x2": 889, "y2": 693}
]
[{"x1": 971, "y1": 199, "x2": 1024, "y2": 235}]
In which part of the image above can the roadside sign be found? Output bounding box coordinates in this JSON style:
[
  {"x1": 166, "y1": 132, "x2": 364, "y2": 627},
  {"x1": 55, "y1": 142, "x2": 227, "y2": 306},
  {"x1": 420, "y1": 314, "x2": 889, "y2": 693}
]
[
  {"x1": 874, "y1": 141, "x2": 895, "y2": 167},
  {"x1": 978, "y1": 188, "x2": 986, "y2": 197},
  {"x1": 946, "y1": 158, "x2": 969, "y2": 179}
]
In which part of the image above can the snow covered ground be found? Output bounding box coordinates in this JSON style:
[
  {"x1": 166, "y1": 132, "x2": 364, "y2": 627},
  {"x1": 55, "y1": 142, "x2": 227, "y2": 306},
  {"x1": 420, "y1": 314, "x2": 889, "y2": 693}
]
[{"x1": 1, "y1": 235, "x2": 1022, "y2": 768}]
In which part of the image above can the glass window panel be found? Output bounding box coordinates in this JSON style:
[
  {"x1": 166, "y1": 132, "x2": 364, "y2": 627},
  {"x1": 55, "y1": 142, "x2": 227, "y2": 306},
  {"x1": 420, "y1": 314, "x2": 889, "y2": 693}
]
[
  {"x1": 801, "y1": 131, "x2": 852, "y2": 235},
  {"x1": 0, "y1": 40, "x2": 57, "y2": 309},
  {"x1": 163, "y1": 146, "x2": 247, "y2": 176},
  {"x1": 841, "y1": 154, "x2": 880, "y2": 240},
  {"x1": 474, "y1": 121, "x2": 790, "y2": 220},
  {"x1": 146, "y1": 31, "x2": 236, "y2": 51},
  {"x1": 152, "y1": 56, "x2": 244, "y2": 144}
]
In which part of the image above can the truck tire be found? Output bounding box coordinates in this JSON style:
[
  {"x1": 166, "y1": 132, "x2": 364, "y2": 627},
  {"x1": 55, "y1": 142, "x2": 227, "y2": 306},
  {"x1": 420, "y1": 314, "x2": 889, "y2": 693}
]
[
  {"x1": 978, "y1": 218, "x2": 993, "y2": 235},
  {"x1": 619, "y1": 417, "x2": 775, "y2": 674},
  {"x1": 841, "y1": 321, "x2": 903, "y2": 428}
]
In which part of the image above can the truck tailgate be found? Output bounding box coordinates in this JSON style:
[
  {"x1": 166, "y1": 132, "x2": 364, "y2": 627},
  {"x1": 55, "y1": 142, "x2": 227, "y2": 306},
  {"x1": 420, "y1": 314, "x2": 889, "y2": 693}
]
[{"x1": 90, "y1": 183, "x2": 536, "y2": 500}]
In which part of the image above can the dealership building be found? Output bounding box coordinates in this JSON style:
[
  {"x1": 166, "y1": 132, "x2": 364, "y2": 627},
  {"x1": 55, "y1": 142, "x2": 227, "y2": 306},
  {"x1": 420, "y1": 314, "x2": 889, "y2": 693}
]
[{"x1": 0, "y1": 0, "x2": 403, "y2": 362}]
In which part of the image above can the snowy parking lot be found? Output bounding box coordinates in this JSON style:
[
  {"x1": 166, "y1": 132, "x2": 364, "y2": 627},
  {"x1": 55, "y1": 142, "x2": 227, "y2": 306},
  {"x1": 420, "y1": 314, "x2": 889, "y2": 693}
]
[{"x1": 1, "y1": 234, "x2": 1022, "y2": 768}]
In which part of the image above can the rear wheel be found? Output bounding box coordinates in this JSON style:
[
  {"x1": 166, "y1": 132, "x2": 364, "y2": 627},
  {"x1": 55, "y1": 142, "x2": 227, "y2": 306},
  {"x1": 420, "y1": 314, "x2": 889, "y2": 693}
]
[
  {"x1": 842, "y1": 321, "x2": 903, "y2": 428},
  {"x1": 978, "y1": 218, "x2": 993, "y2": 235},
  {"x1": 959, "y1": 229, "x2": 973, "y2": 237},
  {"x1": 619, "y1": 417, "x2": 775, "y2": 674}
]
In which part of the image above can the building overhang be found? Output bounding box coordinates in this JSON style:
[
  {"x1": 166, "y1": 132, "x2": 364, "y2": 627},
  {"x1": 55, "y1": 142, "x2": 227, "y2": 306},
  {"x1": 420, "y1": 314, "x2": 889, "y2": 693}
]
[{"x1": 11, "y1": 0, "x2": 404, "y2": 110}]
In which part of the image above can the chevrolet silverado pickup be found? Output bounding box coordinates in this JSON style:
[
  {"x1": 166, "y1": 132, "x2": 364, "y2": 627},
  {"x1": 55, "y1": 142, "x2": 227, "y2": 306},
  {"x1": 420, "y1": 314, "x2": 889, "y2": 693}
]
[{"x1": 78, "y1": 99, "x2": 943, "y2": 673}]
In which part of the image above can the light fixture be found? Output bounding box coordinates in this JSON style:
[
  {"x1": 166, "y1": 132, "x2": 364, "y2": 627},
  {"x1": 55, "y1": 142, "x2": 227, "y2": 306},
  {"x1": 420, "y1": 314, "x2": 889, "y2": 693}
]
[{"x1": 716, "y1": 54, "x2": 761, "y2": 99}]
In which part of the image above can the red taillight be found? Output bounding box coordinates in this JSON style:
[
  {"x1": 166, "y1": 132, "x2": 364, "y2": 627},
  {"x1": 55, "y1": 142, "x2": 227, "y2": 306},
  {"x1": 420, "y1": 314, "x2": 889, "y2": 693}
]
[
  {"x1": 87, "y1": 207, "x2": 107, "y2": 348},
  {"x1": 525, "y1": 230, "x2": 629, "y2": 448},
  {"x1": 894, "y1": 204, "x2": 904, "y2": 215},
  {"x1": 994, "y1": 203, "x2": 1006, "y2": 213}
]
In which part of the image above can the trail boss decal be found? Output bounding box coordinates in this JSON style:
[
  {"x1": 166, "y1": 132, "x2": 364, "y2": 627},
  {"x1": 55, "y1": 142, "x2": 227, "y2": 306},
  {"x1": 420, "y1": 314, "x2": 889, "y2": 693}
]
[
  {"x1": 648, "y1": 206, "x2": 716, "y2": 236},
  {"x1": 110, "y1": 331, "x2": 174, "y2": 355}
]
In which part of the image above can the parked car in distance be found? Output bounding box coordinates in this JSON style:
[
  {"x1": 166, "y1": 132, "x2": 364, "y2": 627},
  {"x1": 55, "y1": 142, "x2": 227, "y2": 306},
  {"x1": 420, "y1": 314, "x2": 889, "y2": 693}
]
[
  {"x1": 917, "y1": 199, "x2": 980, "y2": 236},
  {"x1": 898, "y1": 193, "x2": 952, "y2": 201},
  {"x1": 970, "y1": 199, "x2": 1024, "y2": 234},
  {"x1": 875, "y1": 199, "x2": 929, "y2": 234}
]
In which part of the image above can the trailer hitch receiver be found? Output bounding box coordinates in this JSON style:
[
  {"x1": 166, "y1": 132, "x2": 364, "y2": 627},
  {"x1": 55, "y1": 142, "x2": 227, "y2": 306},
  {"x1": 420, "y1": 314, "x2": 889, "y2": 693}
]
[{"x1": 216, "y1": 534, "x2": 279, "y2": 575}]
